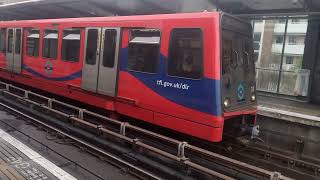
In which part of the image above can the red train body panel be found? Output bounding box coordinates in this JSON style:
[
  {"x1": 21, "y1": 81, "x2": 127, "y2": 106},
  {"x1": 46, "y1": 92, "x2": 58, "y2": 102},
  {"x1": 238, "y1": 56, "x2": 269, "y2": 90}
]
[{"x1": 0, "y1": 12, "x2": 257, "y2": 142}]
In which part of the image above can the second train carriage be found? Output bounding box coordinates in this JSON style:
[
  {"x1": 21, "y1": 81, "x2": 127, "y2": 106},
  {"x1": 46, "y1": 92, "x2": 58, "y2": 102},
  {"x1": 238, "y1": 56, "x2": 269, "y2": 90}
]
[{"x1": 0, "y1": 12, "x2": 256, "y2": 142}]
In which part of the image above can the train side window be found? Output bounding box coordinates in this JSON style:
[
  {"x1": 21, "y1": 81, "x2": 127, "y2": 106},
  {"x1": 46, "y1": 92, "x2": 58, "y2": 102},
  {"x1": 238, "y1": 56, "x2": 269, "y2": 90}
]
[
  {"x1": 7, "y1": 29, "x2": 13, "y2": 53},
  {"x1": 168, "y1": 28, "x2": 203, "y2": 79},
  {"x1": 42, "y1": 29, "x2": 58, "y2": 59},
  {"x1": 127, "y1": 29, "x2": 160, "y2": 73},
  {"x1": 0, "y1": 29, "x2": 6, "y2": 53},
  {"x1": 61, "y1": 29, "x2": 80, "y2": 62},
  {"x1": 26, "y1": 29, "x2": 39, "y2": 57},
  {"x1": 102, "y1": 29, "x2": 117, "y2": 68},
  {"x1": 85, "y1": 29, "x2": 98, "y2": 65}
]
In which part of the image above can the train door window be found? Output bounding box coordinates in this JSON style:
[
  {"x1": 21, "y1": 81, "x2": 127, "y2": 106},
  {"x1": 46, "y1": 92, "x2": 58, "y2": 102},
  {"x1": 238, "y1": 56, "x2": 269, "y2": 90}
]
[
  {"x1": 26, "y1": 29, "x2": 39, "y2": 57},
  {"x1": 42, "y1": 29, "x2": 58, "y2": 59},
  {"x1": 0, "y1": 29, "x2": 6, "y2": 53},
  {"x1": 168, "y1": 28, "x2": 203, "y2": 79},
  {"x1": 85, "y1": 29, "x2": 98, "y2": 65},
  {"x1": 127, "y1": 29, "x2": 160, "y2": 73},
  {"x1": 102, "y1": 29, "x2": 117, "y2": 68},
  {"x1": 7, "y1": 29, "x2": 13, "y2": 53},
  {"x1": 61, "y1": 29, "x2": 80, "y2": 62},
  {"x1": 15, "y1": 29, "x2": 22, "y2": 54}
]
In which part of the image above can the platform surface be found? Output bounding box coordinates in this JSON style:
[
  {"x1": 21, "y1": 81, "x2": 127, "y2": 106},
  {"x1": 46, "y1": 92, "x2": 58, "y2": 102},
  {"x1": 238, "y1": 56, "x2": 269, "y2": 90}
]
[
  {"x1": 0, "y1": 128, "x2": 75, "y2": 180},
  {"x1": 258, "y1": 95, "x2": 320, "y2": 127}
]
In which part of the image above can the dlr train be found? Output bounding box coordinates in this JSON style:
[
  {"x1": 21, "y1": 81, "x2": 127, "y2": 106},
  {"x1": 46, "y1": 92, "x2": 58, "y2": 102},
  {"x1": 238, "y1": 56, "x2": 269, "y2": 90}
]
[{"x1": 0, "y1": 12, "x2": 256, "y2": 142}]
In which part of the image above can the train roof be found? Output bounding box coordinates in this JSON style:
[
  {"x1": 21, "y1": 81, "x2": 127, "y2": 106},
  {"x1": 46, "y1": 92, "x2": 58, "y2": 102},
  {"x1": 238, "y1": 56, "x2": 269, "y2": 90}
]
[{"x1": 0, "y1": 11, "x2": 221, "y2": 27}]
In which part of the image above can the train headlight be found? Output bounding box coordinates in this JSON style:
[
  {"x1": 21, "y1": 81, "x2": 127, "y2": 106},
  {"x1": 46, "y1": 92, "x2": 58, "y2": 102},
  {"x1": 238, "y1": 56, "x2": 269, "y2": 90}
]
[
  {"x1": 250, "y1": 85, "x2": 256, "y2": 102},
  {"x1": 251, "y1": 94, "x2": 256, "y2": 102},
  {"x1": 223, "y1": 98, "x2": 231, "y2": 108}
]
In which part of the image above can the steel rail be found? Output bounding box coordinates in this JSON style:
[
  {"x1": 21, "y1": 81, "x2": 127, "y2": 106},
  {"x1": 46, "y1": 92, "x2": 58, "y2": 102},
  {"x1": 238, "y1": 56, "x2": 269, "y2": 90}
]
[
  {"x1": 0, "y1": 81, "x2": 293, "y2": 180},
  {"x1": 237, "y1": 144, "x2": 320, "y2": 178},
  {"x1": 0, "y1": 101, "x2": 161, "y2": 180},
  {"x1": 0, "y1": 114, "x2": 105, "y2": 180}
]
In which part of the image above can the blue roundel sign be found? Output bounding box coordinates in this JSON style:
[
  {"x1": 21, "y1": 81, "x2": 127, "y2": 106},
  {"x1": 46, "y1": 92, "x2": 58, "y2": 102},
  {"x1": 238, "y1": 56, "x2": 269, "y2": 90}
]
[{"x1": 237, "y1": 83, "x2": 245, "y2": 100}]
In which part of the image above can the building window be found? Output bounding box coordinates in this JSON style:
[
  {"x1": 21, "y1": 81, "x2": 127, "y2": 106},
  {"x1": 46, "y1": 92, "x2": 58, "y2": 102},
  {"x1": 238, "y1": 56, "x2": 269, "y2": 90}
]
[
  {"x1": 102, "y1": 29, "x2": 117, "y2": 68},
  {"x1": 167, "y1": 28, "x2": 203, "y2": 79},
  {"x1": 61, "y1": 29, "x2": 80, "y2": 62},
  {"x1": 85, "y1": 29, "x2": 98, "y2": 65},
  {"x1": 278, "y1": 19, "x2": 286, "y2": 24},
  {"x1": 42, "y1": 29, "x2": 58, "y2": 59},
  {"x1": 0, "y1": 29, "x2": 6, "y2": 53},
  {"x1": 288, "y1": 36, "x2": 296, "y2": 45},
  {"x1": 253, "y1": 33, "x2": 261, "y2": 42},
  {"x1": 26, "y1": 29, "x2": 39, "y2": 57},
  {"x1": 291, "y1": 19, "x2": 300, "y2": 24},
  {"x1": 286, "y1": 56, "x2": 293, "y2": 64},
  {"x1": 275, "y1": 36, "x2": 283, "y2": 44},
  {"x1": 127, "y1": 29, "x2": 160, "y2": 73}
]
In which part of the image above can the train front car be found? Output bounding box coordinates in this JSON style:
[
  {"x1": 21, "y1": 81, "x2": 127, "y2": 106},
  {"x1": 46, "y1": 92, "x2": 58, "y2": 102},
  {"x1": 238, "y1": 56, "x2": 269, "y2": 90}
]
[{"x1": 220, "y1": 14, "x2": 257, "y2": 139}]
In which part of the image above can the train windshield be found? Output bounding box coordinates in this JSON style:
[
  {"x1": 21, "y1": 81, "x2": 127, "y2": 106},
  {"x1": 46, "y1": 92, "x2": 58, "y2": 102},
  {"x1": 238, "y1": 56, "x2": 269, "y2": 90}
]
[{"x1": 221, "y1": 15, "x2": 256, "y2": 111}]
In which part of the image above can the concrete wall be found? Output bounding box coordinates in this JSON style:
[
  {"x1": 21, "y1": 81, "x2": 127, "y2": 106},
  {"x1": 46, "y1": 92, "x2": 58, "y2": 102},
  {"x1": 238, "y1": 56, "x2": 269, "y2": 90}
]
[{"x1": 257, "y1": 115, "x2": 320, "y2": 161}]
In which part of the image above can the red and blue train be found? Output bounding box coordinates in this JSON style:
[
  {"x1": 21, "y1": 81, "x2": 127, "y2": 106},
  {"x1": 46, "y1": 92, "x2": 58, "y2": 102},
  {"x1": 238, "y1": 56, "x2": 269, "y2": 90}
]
[{"x1": 0, "y1": 12, "x2": 256, "y2": 142}]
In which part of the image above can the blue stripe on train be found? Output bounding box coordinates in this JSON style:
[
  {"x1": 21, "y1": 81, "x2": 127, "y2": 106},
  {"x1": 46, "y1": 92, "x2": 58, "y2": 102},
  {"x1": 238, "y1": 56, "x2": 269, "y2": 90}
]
[
  {"x1": 23, "y1": 65, "x2": 82, "y2": 81},
  {"x1": 119, "y1": 48, "x2": 222, "y2": 116},
  {"x1": 22, "y1": 48, "x2": 222, "y2": 116}
]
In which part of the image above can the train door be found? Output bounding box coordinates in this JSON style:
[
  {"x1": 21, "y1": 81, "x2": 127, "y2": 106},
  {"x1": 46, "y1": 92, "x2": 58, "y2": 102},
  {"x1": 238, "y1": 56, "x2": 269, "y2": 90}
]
[
  {"x1": 6, "y1": 28, "x2": 14, "y2": 71},
  {"x1": 81, "y1": 27, "x2": 120, "y2": 97},
  {"x1": 6, "y1": 28, "x2": 22, "y2": 73}
]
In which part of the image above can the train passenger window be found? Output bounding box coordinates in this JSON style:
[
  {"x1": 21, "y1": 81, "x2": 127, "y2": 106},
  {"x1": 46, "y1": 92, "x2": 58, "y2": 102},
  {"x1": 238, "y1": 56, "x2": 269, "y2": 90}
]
[
  {"x1": 85, "y1": 29, "x2": 98, "y2": 65},
  {"x1": 0, "y1": 29, "x2": 6, "y2": 53},
  {"x1": 26, "y1": 29, "x2": 39, "y2": 57},
  {"x1": 61, "y1": 29, "x2": 80, "y2": 62},
  {"x1": 15, "y1": 29, "x2": 21, "y2": 54},
  {"x1": 127, "y1": 29, "x2": 160, "y2": 73},
  {"x1": 42, "y1": 29, "x2": 58, "y2": 59},
  {"x1": 7, "y1": 29, "x2": 13, "y2": 53},
  {"x1": 168, "y1": 28, "x2": 203, "y2": 79},
  {"x1": 102, "y1": 29, "x2": 117, "y2": 68}
]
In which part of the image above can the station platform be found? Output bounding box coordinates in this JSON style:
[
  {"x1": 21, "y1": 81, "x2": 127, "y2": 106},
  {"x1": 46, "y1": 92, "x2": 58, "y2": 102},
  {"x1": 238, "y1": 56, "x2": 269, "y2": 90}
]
[
  {"x1": 257, "y1": 95, "x2": 320, "y2": 127},
  {"x1": 0, "y1": 128, "x2": 75, "y2": 180}
]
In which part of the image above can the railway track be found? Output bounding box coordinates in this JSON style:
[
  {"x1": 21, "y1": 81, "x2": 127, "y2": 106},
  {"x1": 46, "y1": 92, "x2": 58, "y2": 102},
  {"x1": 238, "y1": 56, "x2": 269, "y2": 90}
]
[
  {"x1": 196, "y1": 136, "x2": 320, "y2": 180},
  {"x1": 0, "y1": 80, "x2": 295, "y2": 180}
]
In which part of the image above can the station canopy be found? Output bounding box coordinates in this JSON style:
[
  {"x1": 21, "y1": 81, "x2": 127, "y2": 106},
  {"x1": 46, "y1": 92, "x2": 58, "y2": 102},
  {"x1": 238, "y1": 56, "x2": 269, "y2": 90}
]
[{"x1": 0, "y1": 0, "x2": 319, "y2": 20}]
